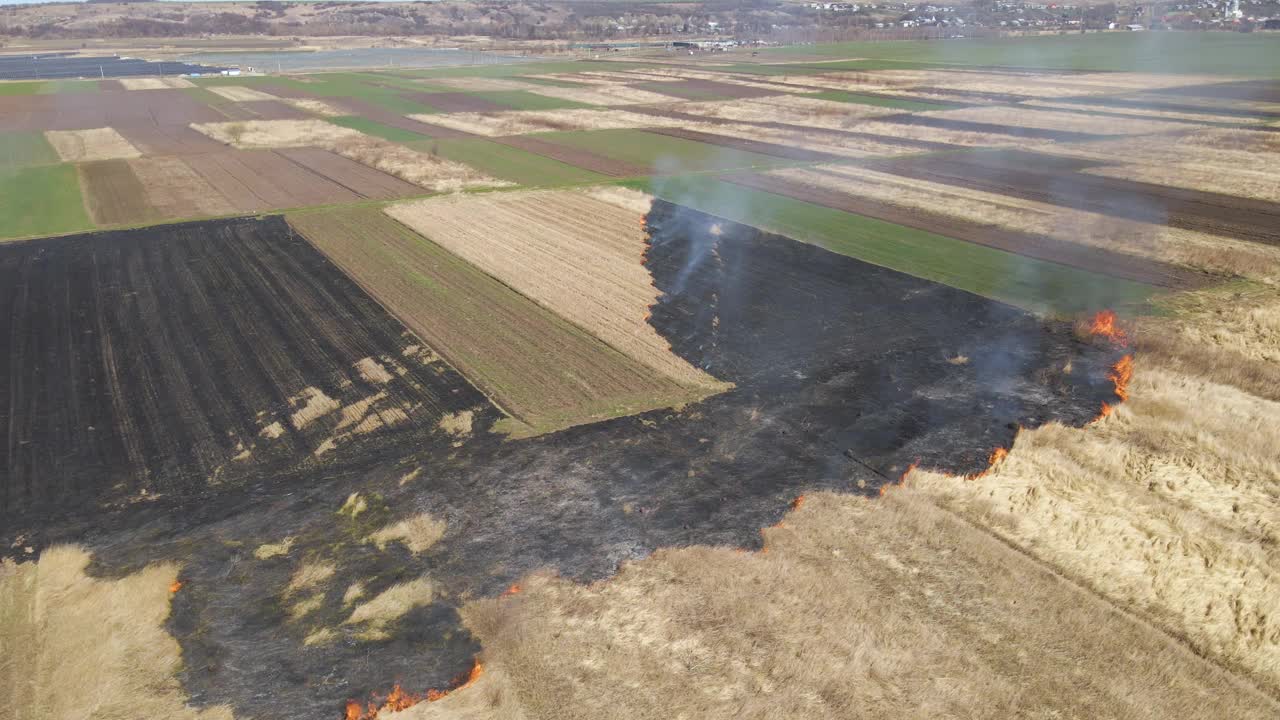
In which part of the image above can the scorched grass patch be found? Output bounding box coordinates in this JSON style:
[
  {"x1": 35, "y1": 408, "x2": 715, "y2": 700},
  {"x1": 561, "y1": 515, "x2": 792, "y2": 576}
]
[
  {"x1": 288, "y1": 207, "x2": 706, "y2": 435},
  {"x1": 0, "y1": 216, "x2": 494, "y2": 516}
]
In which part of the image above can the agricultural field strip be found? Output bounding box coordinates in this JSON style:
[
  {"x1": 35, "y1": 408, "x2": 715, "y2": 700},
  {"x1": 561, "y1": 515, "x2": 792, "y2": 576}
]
[
  {"x1": 287, "y1": 208, "x2": 704, "y2": 434},
  {"x1": 764, "y1": 163, "x2": 1280, "y2": 282},
  {"x1": 732, "y1": 167, "x2": 1203, "y2": 288},
  {"x1": 385, "y1": 190, "x2": 724, "y2": 389},
  {"x1": 861, "y1": 153, "x2": 1280, "y2": 248}
]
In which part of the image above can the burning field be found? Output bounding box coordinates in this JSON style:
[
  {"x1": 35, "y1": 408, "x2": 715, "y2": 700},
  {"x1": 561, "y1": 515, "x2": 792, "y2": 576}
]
[{"x1": 3, "y1": 36, "x2": 1280, "y2": 720}]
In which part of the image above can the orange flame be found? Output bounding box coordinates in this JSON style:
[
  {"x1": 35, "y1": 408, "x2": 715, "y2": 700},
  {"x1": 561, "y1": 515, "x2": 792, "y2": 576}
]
[
  {"x1": 501, "y1": 583, "x2": 521, "y2": 597},
  {"x1": 790, "y1": 494, "x2": 805, "y2": 510},
  {"x1": 169, "y1": 580, "x2": 183, "y2": 594},
  {"x1": 343, "y1": 661, "x2": 484, "y2": 719},
  {"x1": 880, "y1": 460, "x2": 919, "y2": 496},
  {"x1": 1109, "y1": 354, "x2": 1134, "y2": 402},
  {"x1": 1087, "y1": 309, "x2": 1129, "y2": 347}
]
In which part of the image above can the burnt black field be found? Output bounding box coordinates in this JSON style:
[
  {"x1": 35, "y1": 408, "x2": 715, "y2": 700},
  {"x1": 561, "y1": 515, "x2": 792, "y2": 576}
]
[{"x1": 0, "y1": 206, "x2": 1122, "y2": 720}]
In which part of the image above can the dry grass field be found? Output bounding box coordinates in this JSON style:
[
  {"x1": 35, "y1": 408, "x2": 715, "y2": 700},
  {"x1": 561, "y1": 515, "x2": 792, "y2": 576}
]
[
  {"x1": 0, "y1": 546, "x2": 234, "y2": 720},
  {"x1": 408, "y1": 107, "x2": 690, "y2": 136},
  {"x1": 44, "y1": 127, "x2": 141, "y2": 162},
  {"x1": 386, "y1": 190, "x2": 726, "y2": 390},
  {"x1": 206, "y1": 85, "x2": 280, "y2": 103},
  {"x1": 402, "y1": 488, "x2": 1279, "y2": 720}
]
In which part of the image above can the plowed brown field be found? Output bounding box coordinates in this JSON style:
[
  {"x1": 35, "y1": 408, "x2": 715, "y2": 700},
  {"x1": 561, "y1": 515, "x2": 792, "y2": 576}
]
[
  {"x1": 385, "y1": 190, "x2": 727, "y2": 390},
  {"x1": 289, "y1": 208, "x2": 712, "y2": 435},
  {"x1": 78, "y1": 159, "x2": 163, "y2": 226}
]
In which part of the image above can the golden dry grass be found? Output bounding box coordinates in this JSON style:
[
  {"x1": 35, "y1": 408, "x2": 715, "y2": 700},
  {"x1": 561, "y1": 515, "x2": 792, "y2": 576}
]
[
  {"x1": 366, "y1": 513, "x2": 447, "y2": 555},
  {"x1": 397, "y1": 489, "x2": 1279, "y2": 719},
  {"x1": 206, "y1": 85, "x2": 279, "y2": 103},
  {"x1": 917, "y1": 105, "x2": 1190, "y2": 135},
  {"x1": 521, "y1": 84, "x2": 676, "y2": 106},
  {"x1": 44, "y1": 127, "x2": 141, "y2": 162},
  {"x1": 119, "y1": 77, "x2": 194, "y2": 90},
  {"x1": 1027, "y1": 98, "x2": 1272, "y2": 125},
  {"x1": 408, "y1": 108, "x2": 688, "y2": 137},
  {"x1": 344, "y1": 576, "x2": 434, "y2": 640},
  {"x1": 190, "y1": 118, "x2": 363, "y2": 148},
  {"x1": 386, "y1": 190, "x2": 728, "y2": 390},
  {"x1": 675, "y1": 95, "x2": 897, "y2": 130},
  {"x1": 849, "y1": 118, "x2": 1058, "y2": 148},
  {"x1": 1046, "y1": 128, "x2": 1280, "y2": 176},
  {"x1": 901, "y1": 279, "x2": 1280, "y2": 697},
  {"x1": 281, "y1": 97, "x2": 347, "y2": 117},
  {"x1": 0, "y1": 546, "x2": 235, "y2": 720},
  {"x1": 769, "y1": 164, "x2": 1280, "y2": 282}
]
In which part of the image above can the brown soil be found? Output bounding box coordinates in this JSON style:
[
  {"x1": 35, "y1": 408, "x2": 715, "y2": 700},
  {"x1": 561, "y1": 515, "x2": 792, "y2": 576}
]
[
  {"x1": 275, "y1": 147, "x2": 422, "y2": 200},
  {"x1": 115, "y1": 124, "x2": 227, "y2": 156},
  {"x1": 78, "y1": 159, "x2": 163, "y2": 226},
  {"x1": 721, "y1": 171, "x2": 1205, "y2": 289},
  {"x1": 491, "y1": 135, "x2": 646, "y2": 177},
  {"x1": 129, "y1": 156, "x2": 238, "y2": 219},
  {"x1": 646, "y1": 127, "x2": 846, "y2": 163},
  {"x1": 0, "y1": 90, "x2": 220, "y2": 132},
  {"x1": 866, "y1": 152, "x2": 1280, "y2": 247},
  {"x1": 406, "y1": 92, "x2": 509, "y2": 113},
  {"x1": 182, "y1": 150, "x2": 361, "y2": 212}
]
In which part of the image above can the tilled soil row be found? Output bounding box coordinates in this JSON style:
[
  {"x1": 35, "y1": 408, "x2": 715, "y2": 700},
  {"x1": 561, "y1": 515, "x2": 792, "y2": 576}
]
[
  {"x1": 720, "y1": 171, "x2": 1207, "y2": 289},
  {"x1": 864, "y1": 153, "x2": 1280, "y2": 247}
]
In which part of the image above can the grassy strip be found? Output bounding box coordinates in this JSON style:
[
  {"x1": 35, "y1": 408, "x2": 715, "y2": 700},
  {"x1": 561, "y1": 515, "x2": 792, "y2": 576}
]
[
  {"x1": 538, "y1": 129, "x2": 794, "y2": 174},
  {"x1": 328, "y1": 116, "x2": 432, "y2": 143},
  {"x1": 807, "y1": 90, "x2": 950, "y2": 111},
  {"x1": 0, "y1": 164, "x2": 93, "y2": 240},
  {"x1": 393, "y1": 60, "x2": 639, "y2": 80},
  {"x1": 38, "y1": 80, "x2": 100, "y2": 95},
  {"x1": 760, "y1": 33, "x2": 1280, "y2": 76},
  {"x1": 626, "y1": 175, "x2": 1158, "y2": 316},
  {"x1": 470, "y1": 90, "x2": 595, "y2": 111},
  {"x1": 417, "y1": 138, "x2": 609, "y2": 186},
  {"x1": 0, "y1": 81, "x2": 45, "y2": 95},
  {"x1": 0, "y1": 131, "x2": 59, "y2": 168}
]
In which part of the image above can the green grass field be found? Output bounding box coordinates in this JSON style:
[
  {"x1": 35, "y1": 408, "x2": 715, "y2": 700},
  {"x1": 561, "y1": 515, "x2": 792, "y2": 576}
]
[
  {"x1": 38, "y1": 80, "x2": 101, "y2": 95},
  {"x1": 0, "y1": 82, "x2": 45, "y2": 96},
  {"x1": 0, "y1": 132, "x2": 59, "y2": 168},
  {"x1": 194, "y1": 73, "x2": 440, "y2": 114},
  {"x1": 328, "y1": 116, "x2": 432, "y2": 142},
  {"x1": 0, "y1": 165, "x2": 93, "y2": 240},
  {"x1": 419, "y1": 138, "x2": 609, "y2": 186},
  {"x1": 540, "y1": 129, "x2": 795, "y2": 174},
  {"x1": 807, "y1": 91, "x2": 951, "y2": 112},
  {"x1": 626, "y1": 175, "x2": 1158, "y2": 316},
  {"x1": 471, "y1": 90, "x2": 596, "y2": 111},
  {"x1": 759, "y1": 32, "x2": 1280, "y2": 76}
]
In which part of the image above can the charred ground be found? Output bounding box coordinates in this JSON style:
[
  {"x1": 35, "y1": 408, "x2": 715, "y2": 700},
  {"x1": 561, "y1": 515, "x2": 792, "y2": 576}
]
[{"x1": 2, "y1": 205, "x2": 1123, "y2": 719}]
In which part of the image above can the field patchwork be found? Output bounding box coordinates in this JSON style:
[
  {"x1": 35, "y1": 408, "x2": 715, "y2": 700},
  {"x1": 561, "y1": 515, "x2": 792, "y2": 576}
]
[{"x1": 288, "y1": 207, "x2": 714, "y2": 435}]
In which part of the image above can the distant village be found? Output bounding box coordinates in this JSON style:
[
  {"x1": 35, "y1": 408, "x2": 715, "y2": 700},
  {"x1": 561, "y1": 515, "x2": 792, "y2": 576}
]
[{"x1": 797, "y1": 0, "x2": 1280, "y2": 32}]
